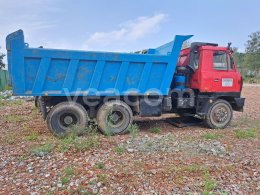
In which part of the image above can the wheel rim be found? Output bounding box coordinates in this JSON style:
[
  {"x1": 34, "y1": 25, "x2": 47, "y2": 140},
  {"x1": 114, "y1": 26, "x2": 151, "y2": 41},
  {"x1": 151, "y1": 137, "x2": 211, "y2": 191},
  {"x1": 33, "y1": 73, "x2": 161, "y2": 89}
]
[
  {"x1": 211, "y1": 104, "x2": 230, "y2": 125},
  {"x1": 107, "y1": 110, "x2": 124, "y2": 128},
  {"x1": 59, "y1": 113, "x2": 78, "y2": 128}
]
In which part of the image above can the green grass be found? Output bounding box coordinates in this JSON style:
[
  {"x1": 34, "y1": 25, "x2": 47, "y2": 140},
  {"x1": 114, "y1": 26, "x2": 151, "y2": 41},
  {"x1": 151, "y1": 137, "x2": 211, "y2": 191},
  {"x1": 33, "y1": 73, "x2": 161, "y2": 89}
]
[
  {"x1": 0, "y1": 100, "x2": 23, "y2": 107},
  {"x1": 60, "y1": 166, "x2": 75, "y2": 186},
  {"x1": 203, "y1": 171, "x2": 216, "y2": 195},
  {"x1": 103, "y1": 127, "x2": 113, "y2": 137},
  {"x1": 4, "y1": 133, "x2": 17, "y2": 144},
  {"x1": 186, "y1": 164, "x2": 203, "y2": 173},
  {"x1": 104, "y1": 111, "x2": 117, "y2": 136},
  {"x1": 4, "y1": 114, "x2": 22, "y2": 123},
  {"x1": 31, "y1": 143, "x2": 53, "y2": 156},
  {"x1": 232, "y1": 117, "x2": 260, "y2": 129},
  {"x1": 114, "y1": 146, "x2": 125, "y2": 155},
  {"x1": 0, "y1": 100, "x2": 6, "y2": 106},
  {"x1": 0, "y1": 94, "x2": 11, "y2": 100},
  {"x1": 97, "y1": 174, "x2": 108, "y2": 185},
  {"x1": 4, "y1": 86, "x2": 12, "y2": 91},
  {"x1": 61, "y1": 176, "x2": 70, "y2": 185},
  {"x1": 56, "y1": 125, "x2": 100, "y2": 152},
  {"x1": 57, "y1": 135, "x2": 99, "y2": 152},
  {"x1": 129, "y1": 123, "x2": 139, "y2": 139},
  {"x1": 144, "y1": 141, "x2": 154, "y2": 148},
  {"x1": 95, "y1": 162, "x2": 105, "y2": 169},
  {"x1": 149, "y1": 126, "x2": 161, "y2": 134},
  {"x1": 172, "y1": 164, "x2": 206, "y2": 174},
  {"x1": 64, "y1": 166, "x2": 75, "y2": 177},
  {"x1": 56, "y1": 133, "x2": 77, "y2": 152},
  {"x1": 67, "y1": 124, "x2": 98, "y2": 136},
  {"x1": 235, "y1": 129, "x2": 256, "y2": 139},
  {"x1": 73, "y1": 136, "x2": 99, "y2": 152},
  {"x1": 25, "y1": 132, "x2": 38, "y2": 141},
  {"x1": 203, "y1": 132, "x2": 224, "y2": 140},
  {"x1": 182, "y1": 135, "x2": 193, "y2": 141},
  {"x1": 32, "y1": 106, "x2": 39, "y2": 116},
  {"x1": 0, "y1": 95, "x2": 7, "y2": 100}
]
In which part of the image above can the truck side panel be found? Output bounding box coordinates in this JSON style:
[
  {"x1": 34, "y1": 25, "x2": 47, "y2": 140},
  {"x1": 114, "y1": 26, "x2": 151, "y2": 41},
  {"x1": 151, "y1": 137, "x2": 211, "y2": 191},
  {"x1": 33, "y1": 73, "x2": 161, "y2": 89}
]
[{"x1": 6, "y1": 30, "x2": 192, "y2": 97}]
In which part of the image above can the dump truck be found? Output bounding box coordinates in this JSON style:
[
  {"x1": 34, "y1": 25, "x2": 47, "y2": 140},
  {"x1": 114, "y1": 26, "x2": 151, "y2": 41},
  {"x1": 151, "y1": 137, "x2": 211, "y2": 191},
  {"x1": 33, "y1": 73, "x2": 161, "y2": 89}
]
[{"x1": 6, "y1": 30, "x2": 245, "y2": 136}]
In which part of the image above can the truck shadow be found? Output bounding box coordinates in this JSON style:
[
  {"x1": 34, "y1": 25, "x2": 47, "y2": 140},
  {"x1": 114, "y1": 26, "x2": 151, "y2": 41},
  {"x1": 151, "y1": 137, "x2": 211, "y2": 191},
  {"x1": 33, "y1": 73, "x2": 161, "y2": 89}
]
[{"x1": 134, "y1": 116, "x2": 206, "y2": 133}]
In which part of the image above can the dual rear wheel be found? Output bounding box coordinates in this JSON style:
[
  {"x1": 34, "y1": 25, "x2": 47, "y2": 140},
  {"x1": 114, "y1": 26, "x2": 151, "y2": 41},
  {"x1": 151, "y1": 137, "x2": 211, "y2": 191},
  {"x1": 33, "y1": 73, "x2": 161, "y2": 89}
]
[
  {"x1": 47, "y1": 100, "x2": 133, "y2": 137},
  {"x1": 97, "y1": 101, "x2": 133, "y2": 135},
  {"x1": 47, "y1": 102, "x2": 89, "y2": 137}
]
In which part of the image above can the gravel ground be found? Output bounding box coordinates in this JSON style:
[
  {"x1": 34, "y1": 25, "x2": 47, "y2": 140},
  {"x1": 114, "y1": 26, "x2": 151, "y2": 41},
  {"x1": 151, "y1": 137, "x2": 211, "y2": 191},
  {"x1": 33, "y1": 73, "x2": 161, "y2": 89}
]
[{"x1": 0, "y1": 85, "x2": 259, "y2": 194}]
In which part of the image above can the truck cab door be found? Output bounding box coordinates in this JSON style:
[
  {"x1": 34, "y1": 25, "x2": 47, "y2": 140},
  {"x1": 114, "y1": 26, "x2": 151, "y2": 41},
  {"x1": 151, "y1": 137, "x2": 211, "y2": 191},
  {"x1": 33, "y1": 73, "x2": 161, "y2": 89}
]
[{"x1": 211, "y1": 51, "x2": 238, "y2": 92}]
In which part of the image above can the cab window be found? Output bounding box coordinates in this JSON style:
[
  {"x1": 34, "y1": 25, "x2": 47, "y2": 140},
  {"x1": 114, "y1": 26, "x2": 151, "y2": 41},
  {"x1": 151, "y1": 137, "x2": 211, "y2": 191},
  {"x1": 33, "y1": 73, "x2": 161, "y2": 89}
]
[
  {"x1": 213, "y1": 51, "x2": 227, "y2": 70},
  {"x1": 193, "y1": 52, "x2": 200, "y2": 70}
]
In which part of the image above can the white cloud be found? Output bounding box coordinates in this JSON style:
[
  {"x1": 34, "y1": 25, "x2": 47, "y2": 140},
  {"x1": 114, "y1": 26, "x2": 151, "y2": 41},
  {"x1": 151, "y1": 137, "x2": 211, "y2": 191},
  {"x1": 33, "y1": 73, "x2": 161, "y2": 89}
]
[
  {"x1": 0, "y1": 0, "x2": 61, "y2": 63},
  {"x1": 84, "y1": 14, "x2": 167, "y2": 50}
]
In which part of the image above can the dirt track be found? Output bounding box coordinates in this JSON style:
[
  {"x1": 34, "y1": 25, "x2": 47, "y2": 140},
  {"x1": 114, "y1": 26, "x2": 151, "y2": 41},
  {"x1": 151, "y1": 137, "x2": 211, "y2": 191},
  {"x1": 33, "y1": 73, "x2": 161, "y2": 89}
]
[{"x1": 0, "y1": 85, "x2": 259, "y2": 194}]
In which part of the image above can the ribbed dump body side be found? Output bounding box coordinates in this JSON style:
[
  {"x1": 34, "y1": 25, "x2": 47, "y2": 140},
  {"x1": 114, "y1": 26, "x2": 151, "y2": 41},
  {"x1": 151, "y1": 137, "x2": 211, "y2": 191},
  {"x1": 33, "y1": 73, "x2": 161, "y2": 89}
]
[{"x1": 6, "y1": 30, "x2": 192, "y2": 96}]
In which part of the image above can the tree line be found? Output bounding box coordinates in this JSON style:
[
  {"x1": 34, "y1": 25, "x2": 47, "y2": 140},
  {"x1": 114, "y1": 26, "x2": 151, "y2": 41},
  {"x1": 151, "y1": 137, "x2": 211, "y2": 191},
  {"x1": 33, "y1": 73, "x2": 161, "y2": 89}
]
[
  {"x1": 0, "y1": 47, "x2": 5, "y2": 69},
  {"x1": 233, "y1": 31, "x2": 260, "y2": 82}
]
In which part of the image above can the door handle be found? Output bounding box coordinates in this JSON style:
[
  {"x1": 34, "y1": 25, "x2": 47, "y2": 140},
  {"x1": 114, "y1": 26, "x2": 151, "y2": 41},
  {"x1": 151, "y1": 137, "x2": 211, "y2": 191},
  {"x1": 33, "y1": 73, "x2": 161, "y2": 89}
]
[{"x1": 214, "y1": 78, "x2": 219, "y2": 82}]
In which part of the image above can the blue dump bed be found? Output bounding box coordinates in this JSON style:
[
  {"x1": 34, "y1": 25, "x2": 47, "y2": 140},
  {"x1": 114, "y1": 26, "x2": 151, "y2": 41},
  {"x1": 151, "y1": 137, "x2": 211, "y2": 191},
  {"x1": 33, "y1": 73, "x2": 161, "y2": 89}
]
[{"x1": 6, "y1": 30, "x2": 192, "y2": 96}]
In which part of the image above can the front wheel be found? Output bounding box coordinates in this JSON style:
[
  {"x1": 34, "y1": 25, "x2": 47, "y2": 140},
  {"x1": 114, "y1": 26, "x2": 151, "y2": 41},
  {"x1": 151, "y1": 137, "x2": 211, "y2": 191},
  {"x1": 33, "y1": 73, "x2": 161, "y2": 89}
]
[
  {"x1": 97, "y1": 100, "x2": 133, "y2": 135},
  {"x1": 205, "y1": 99, "x2": 233, "y2": 129}
]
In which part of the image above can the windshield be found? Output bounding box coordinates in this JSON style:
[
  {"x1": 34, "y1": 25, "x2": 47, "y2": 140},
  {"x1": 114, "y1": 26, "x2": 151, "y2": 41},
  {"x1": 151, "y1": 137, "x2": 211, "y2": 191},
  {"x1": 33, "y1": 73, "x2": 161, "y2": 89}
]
[
  {"x1": 178, "y1": 52, "x2": 200, "y2": 70},
  {"x1": 213, "y1": 51, "x2": 227, "y2": 70}
]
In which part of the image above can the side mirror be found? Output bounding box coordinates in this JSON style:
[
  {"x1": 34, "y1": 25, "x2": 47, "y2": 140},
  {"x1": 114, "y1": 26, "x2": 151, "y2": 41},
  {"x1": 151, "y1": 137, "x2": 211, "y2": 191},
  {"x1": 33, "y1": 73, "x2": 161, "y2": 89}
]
[{"x1": 227, "y1": 42, "x2": 232, "y2": 51}]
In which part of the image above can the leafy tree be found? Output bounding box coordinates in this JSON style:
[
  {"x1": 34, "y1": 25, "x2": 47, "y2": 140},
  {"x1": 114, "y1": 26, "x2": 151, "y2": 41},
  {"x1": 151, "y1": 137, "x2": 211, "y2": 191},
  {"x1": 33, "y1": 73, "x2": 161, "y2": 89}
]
[
  {"x1": 232, "y1": 47, "x2": 246, "y2": 76},
  {"x1": 233, "y1": 47, "x2": 245, "y2": 66},
  {"x1": 0, "y1": 47, "x2": 5, "y2": 69},
  {"x1": 245, "y1": 31, "x2": 260, "y2": 53},
  {"x1": 244, "y1": 31, "x2": 260, "y2": 78}
]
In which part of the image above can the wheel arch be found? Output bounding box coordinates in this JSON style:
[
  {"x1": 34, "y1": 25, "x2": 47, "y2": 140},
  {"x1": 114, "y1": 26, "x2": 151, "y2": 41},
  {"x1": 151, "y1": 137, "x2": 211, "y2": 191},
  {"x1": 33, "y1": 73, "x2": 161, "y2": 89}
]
[{"x1": 216, "y1": 96, "x2": 240, "y2": 111}]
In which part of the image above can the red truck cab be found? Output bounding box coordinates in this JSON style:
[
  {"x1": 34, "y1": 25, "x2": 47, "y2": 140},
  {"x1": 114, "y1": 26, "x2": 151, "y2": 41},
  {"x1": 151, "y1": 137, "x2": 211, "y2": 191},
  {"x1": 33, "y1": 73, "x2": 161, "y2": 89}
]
[
  {"x1": 178, "y1": 44, "x2": 243, "y2": 93},
  {"x1": 174, "y1": 42, "x2": 245, "y2": 129}
]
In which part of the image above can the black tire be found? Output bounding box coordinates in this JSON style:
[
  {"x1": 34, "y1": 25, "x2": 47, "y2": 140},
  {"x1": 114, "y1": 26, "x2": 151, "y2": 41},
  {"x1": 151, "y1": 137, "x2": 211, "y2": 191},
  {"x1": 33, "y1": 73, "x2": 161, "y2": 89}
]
[
  {"x1": 37, "y1": 96, "x2": 48, "y2": 120},
  {"x1": 46, "y1": 102, "x2": 88, "y2": 137},
  {"x1": 97, "y1": 100, "x2": 133, "y2": 135},
  {"x1": 35, "y1": 96, "x2": 39, "y2": 108},
  {"x1": 205, "y1": 99, "x2": 233, "y2": 129}
]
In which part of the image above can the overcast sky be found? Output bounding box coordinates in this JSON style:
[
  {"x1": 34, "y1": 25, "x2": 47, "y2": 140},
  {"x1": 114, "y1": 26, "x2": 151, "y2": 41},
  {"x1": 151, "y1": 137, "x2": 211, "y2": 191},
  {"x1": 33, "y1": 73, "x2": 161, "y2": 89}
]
[{"x1": 0, "y1": 0, "x2": 259, "y2": 59}]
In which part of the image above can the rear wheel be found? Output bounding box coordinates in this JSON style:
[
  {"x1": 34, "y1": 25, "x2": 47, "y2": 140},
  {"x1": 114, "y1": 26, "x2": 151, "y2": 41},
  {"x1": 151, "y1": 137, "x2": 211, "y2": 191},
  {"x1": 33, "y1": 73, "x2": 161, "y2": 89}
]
[
  {"x1": 205, "y1": 99, "x2": 233, "y2": 129},
  {"x1": 97, "y1": 100, "x2": 133, "y2": 135},
  {"x1": 46, "y1": 102, "x2": 88, "y2": 137}
]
